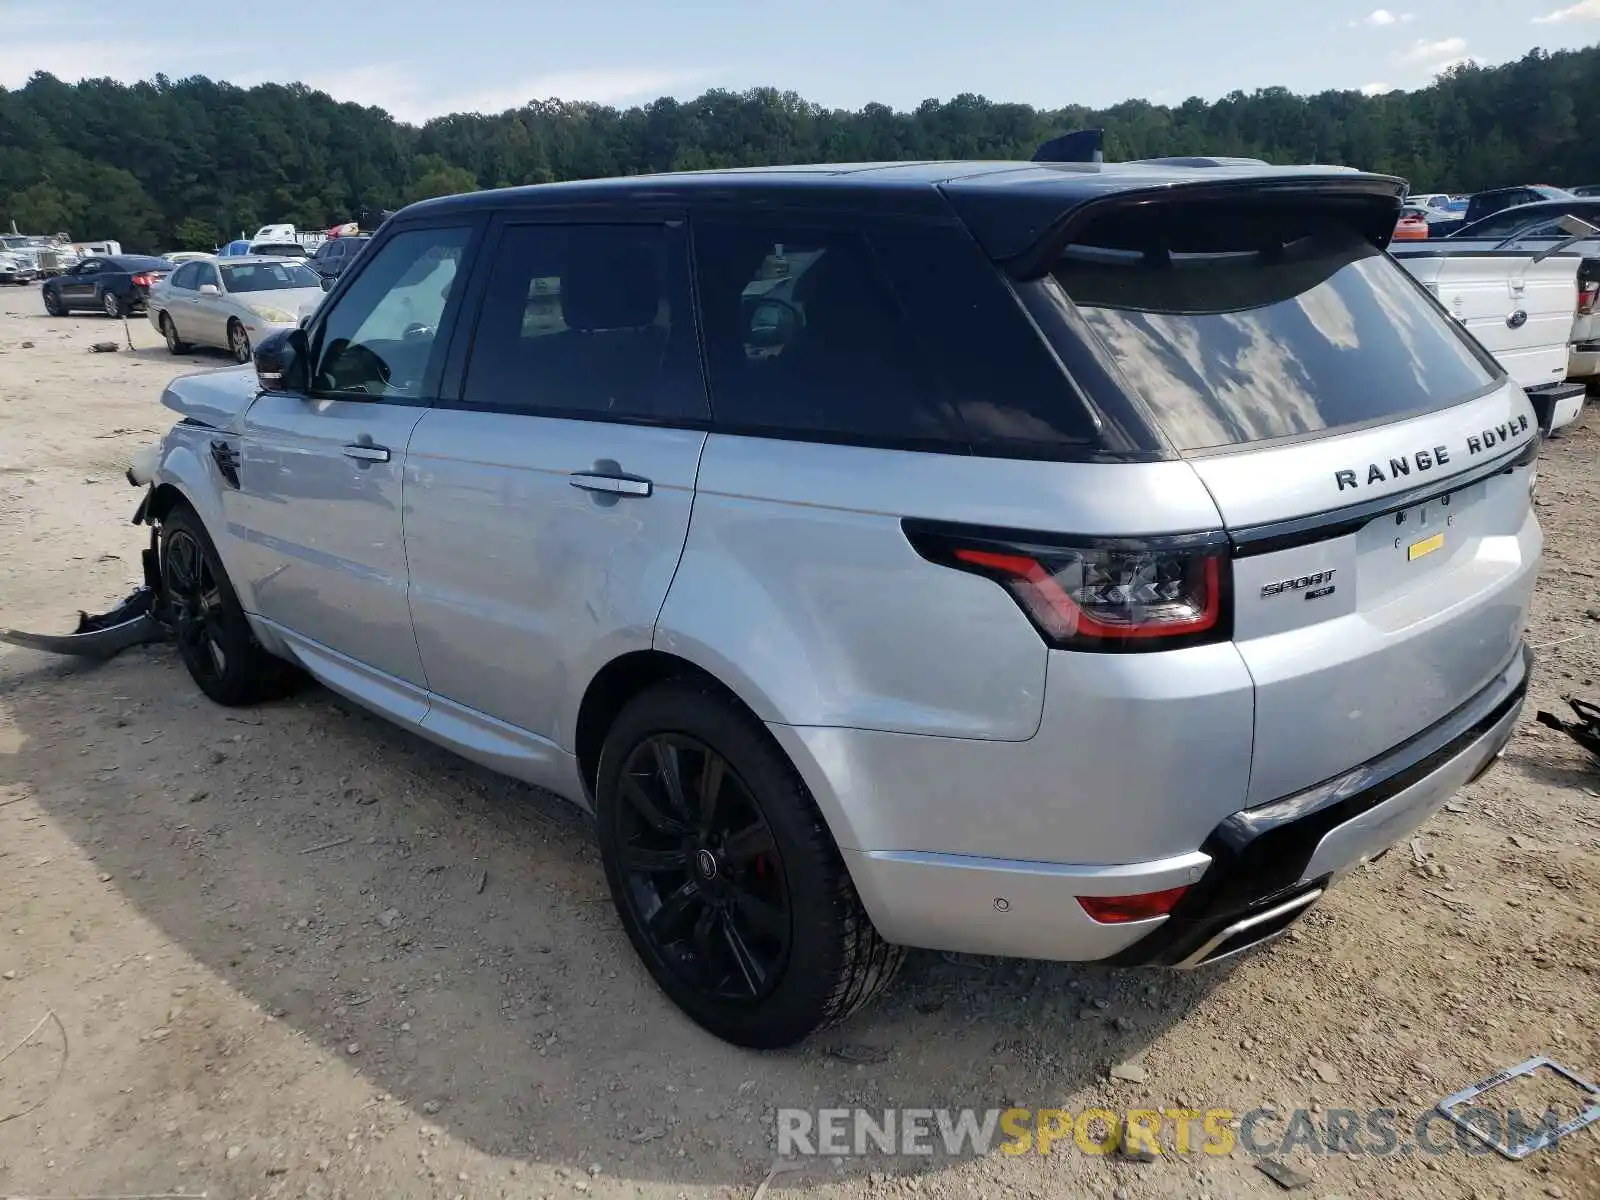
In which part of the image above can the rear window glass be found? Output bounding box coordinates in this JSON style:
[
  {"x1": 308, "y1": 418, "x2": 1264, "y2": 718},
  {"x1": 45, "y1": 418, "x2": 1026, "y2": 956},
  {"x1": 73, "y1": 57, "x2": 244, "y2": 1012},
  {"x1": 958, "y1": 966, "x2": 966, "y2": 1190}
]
[{"x1": 1050, "y1": 211, "x2": 1498, "y2": 451}]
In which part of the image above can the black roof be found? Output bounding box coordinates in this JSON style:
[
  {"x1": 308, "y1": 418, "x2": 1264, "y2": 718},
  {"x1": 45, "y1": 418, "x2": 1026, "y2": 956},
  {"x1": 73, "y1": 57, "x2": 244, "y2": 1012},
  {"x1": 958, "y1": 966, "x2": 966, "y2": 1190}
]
[{"x1": 401, "y1": 159, "x2": 1406, "y2": 263}]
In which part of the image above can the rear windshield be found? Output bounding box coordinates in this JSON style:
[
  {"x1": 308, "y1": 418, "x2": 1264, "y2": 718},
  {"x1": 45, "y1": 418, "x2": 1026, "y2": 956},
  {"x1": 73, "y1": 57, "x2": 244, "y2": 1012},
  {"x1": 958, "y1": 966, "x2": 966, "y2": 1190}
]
[
  {"x1": 251, "y1": 243, "x2": 308, "y2": 257},
  {"x1": 1050, "y1": 207, "x2": 1499, "y2": 451}
]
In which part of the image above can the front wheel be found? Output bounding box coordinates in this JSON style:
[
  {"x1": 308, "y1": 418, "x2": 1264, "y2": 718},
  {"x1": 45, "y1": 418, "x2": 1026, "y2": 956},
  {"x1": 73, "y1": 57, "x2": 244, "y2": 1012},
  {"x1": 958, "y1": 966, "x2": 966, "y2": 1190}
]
[
  {"x1": 228, "y1": 320, "x2": 251, "y2": 364},
  {"x1": 596, "y1": 681, "x2": 903, "y2": 1048},
  {"x1": 160, "y1": 505, "x2": 298, "y2": 706},
  {"x1": 43, "y1": 289, "x2": 63, "y2": 316}
]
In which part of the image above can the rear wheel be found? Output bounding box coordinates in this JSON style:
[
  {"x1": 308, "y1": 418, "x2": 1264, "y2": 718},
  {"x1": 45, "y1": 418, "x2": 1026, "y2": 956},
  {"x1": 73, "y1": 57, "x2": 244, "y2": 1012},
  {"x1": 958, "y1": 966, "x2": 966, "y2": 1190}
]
[
  {"x1": 160, "y1": 504, "x2": 298, "y2": 706},
  {"x1": 102, "y1": 291, "x2": 122, "y2": 318},
  {"x1": 160, "y1": 312, "x2": 191, "y2": 354},
  {"x1": 596, "y1": 681, "x2": 903, "y2": 1048},
  {"x1": 228, "y1": 320, "x2": 251, "y2": 364}
]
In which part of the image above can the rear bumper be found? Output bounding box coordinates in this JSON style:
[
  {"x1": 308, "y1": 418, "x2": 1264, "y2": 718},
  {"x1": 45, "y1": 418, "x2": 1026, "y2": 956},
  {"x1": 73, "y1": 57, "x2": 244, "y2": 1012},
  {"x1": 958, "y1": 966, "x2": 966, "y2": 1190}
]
[
  {"x1": 1569, "y1": 343, "x2": 1600, "y2": 379},
  {"x1": 838, "y1": 643, "x2": 1530, "y2": 964}
]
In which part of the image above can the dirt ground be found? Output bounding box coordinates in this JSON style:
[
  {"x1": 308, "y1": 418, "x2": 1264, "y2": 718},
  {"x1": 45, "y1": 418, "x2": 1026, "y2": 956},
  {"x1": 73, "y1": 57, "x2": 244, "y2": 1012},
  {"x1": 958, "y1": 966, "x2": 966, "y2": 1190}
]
[{"x1": 0, "y1": 283, "x2": 1596, "y2": 1200}]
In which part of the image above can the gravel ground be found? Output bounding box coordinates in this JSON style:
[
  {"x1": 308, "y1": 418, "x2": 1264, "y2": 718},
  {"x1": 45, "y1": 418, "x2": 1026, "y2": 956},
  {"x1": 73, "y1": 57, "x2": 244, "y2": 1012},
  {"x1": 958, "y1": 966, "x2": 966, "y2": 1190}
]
[{"x1": 0, "y1": 284, "x2": 1596, "y2": 1200}]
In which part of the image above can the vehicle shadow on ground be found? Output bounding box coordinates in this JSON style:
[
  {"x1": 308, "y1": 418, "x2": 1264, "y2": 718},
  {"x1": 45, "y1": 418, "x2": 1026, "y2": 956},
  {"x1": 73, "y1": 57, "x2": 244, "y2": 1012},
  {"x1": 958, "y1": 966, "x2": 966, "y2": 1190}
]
[{"x1": 0, "y1": 644, "x2": 1227, "y2": 1192}]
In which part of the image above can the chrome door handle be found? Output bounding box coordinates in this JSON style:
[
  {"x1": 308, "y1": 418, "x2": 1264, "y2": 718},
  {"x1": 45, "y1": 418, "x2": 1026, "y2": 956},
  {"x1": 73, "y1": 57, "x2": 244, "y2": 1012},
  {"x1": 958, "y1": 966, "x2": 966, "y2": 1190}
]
[
  {"x1": 342, "y1": 443, "x2": 391, "y2": 464},
  {"x1": 569, "y1": 472, "x2": 652, "y2": 497}
]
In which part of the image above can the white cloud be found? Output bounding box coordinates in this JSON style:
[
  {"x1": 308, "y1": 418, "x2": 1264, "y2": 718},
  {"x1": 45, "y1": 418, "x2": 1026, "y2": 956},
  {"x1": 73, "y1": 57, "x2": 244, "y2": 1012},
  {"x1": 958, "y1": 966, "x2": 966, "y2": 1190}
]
[
  {"x1": 284, "y1": 65, "x2": 711, "y2": 124},
  {"x1": 1360, "y1": 82, "x2": 1393, "y2": 95},
  {"x1": 1395, "y1": 36, "x2": 1468, "y2": 64},
  {"x1": 1532, "y1": 0, "x2": 1600, "y2": 21},
  {"x1": 1351, "y1": 9, "x2": 1415, "y2": 27}
]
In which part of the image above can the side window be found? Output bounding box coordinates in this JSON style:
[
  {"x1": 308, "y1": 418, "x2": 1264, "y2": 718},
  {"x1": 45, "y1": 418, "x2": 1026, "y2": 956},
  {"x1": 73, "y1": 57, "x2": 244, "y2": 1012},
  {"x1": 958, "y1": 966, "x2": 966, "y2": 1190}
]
[
  {"x1": 459, "y1": 222, "x2": 705, "y2": 421},
  {"x1": 311, "y1": 226, "x2": 472, "y2": 400},
  {"x1": 691, "y1": 221, "x2": 960, "y2": 445},
  {"x1": 169, "y1": 263, "x2": 197, "y2": 291},
  {"x1": 197, "y1": 264, "x2": 220, "y2": 290},
  {"x1": 78, "y1": 260, "x2": 103, "y2": 275}
]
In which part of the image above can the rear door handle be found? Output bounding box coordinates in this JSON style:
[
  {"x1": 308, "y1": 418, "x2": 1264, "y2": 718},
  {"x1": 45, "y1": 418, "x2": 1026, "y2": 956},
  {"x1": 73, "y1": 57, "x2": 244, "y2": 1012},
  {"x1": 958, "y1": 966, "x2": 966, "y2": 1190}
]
[
  {"x1": 569, "y1": 471, "x2": 652, "y2": 497},
  {"x1": 343, "y1": 443, "x2": 391, "y2": 464}
]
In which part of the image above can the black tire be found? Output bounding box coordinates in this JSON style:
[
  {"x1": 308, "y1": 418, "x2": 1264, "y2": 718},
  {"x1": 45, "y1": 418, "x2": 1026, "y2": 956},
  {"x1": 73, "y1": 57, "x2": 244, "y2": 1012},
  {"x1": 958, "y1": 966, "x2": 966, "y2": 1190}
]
[
  {"x1": 228, "y1": 319, "x2": 251, "y2": 364},
  {"x1": 160, "y1": 504, "x2": 298, "y2": 706},
  {"x1": 102, "y1": 290, "x2": 122, "y2": 318},
  {"x1": 596, "y1": 681, "x2": 904, "y2": 1048},
  {"x1": 160, "y1": 312, "x2": 191, "y2": 354},
  {"x1": 42, "y1": 289, "x2": 63, "y2": 316}
]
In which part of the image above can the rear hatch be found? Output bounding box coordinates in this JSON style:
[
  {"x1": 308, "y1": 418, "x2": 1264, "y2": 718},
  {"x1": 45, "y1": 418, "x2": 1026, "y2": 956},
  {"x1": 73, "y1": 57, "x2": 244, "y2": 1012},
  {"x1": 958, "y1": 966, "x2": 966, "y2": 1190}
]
[{"x1": 1043, "y1": 188, "x2": 1541, "y2": 804}]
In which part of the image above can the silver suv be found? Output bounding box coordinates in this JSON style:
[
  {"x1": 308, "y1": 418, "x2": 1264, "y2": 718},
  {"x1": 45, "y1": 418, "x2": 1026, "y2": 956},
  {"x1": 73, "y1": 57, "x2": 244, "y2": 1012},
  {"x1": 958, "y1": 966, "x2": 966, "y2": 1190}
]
[{"x1": 134, "y1": 161, "x2": 1542, "y2": 1047}]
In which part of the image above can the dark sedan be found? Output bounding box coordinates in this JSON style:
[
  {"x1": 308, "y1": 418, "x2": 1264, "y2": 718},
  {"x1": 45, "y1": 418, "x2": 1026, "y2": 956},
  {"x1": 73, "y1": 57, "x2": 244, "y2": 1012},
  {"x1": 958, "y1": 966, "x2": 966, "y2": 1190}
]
[
  {"x1": 42, "y1": 254, "x2": 175, "y2": 318},
  {"x1": 308, "y1": 234, "x2": 371, "y2": 279}
]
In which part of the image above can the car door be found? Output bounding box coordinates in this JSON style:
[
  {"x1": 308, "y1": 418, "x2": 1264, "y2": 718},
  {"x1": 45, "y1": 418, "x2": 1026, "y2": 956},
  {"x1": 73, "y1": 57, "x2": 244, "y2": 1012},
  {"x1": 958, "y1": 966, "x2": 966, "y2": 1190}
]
[
  {"x1": 61, "y1": 259, "x2": 103, "y2": 308},
  {"x1": 160, "y1": 263, "x2": 199, "y2": 338},
  {"x1": 224, "y1": 221, "x2": 482, "y2": 701},
  {"x1": 403, "y1": 215, "x2": 709, "y2": 748},
  {"x1": 188, "y1": 262, "x2": 231, "y2": 348}
]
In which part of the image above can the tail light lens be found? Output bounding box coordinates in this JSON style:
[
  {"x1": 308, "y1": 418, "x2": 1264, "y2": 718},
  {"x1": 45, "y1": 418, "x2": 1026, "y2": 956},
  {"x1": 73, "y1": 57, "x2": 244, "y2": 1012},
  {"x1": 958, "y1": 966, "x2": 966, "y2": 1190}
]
[
  {"x1": 1578, "y1": 281, "x2": 1598, "y2": 316},
  {"x1": 1077, "y1": 886, "x2": 1190, "y2": 923},
  {"x1": 131, "y1": 273, "x2": 156, "y2": 287},
  {"x1": 903, "y1": 521, "x2": 1231, "y2": 653}
]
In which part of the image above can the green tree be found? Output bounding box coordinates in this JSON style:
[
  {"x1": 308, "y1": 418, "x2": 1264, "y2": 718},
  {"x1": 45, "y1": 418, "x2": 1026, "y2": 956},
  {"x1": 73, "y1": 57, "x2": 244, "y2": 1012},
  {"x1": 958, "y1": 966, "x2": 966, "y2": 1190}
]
[{"x1": 173, "y1": 215, "x2": 221, "y2": 248}]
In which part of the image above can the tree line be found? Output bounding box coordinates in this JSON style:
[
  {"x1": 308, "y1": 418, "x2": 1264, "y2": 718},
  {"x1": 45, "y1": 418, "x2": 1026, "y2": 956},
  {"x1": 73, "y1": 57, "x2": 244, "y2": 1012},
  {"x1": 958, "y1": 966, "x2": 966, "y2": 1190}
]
[{"x1": 0, "y1": 45, "x2": 1593, "y2": 252}]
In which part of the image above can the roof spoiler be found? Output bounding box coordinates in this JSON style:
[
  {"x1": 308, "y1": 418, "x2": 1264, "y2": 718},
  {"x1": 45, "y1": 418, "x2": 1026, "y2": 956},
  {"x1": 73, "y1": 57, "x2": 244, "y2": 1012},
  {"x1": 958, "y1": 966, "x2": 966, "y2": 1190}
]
[{"x1": 1032, "y1": 128, "x2": 1104, "y2": 164}]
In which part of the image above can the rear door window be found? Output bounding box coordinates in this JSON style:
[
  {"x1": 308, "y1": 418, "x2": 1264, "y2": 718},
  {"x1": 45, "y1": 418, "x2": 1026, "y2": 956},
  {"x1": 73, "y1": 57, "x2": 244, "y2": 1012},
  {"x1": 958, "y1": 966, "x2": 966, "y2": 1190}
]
[
  {"x1": 1049, "y1": 205, "x2": 1499, "y2": 452},
  {"x1": 459, "y1": 221, "x2": 705, "y2": 422}
]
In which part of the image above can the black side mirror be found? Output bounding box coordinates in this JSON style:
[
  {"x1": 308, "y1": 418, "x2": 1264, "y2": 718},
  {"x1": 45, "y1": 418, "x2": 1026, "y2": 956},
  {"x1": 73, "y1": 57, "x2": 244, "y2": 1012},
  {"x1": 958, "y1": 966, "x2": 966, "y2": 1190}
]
[
  {"x1": 255, "y1": 327, "x2": 310, "y2": 393},
  {"x1": 320, "y1": 273, "x2": 335, "y2": 291}
]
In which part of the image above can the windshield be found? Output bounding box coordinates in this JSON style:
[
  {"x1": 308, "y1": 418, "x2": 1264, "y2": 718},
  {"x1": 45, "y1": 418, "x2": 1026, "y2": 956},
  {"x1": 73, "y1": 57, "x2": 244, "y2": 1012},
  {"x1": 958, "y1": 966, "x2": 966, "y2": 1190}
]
[
  {"x1": 222, "y1": 261, "x2": 321, "y2": 292},
  {"x1": 251, "y1": 243, "x2": 308, "y2": 258},
  {"x1": 1051, "y1": 210, "x2": 1499, "y2": 451}
]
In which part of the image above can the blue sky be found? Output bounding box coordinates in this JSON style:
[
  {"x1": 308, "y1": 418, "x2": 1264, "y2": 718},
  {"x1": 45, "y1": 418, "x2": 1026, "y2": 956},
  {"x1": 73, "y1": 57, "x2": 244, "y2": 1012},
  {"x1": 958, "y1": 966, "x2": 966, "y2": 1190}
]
[{"x1": 4, "y1": 0, "x2": 1597, "y2": 122}]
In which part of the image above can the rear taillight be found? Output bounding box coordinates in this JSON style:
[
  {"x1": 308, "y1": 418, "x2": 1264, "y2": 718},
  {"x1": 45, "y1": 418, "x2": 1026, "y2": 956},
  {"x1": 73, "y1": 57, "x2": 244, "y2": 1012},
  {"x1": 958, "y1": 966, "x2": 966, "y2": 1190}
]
[
  {"x1": 1578, "y1": 281, "x2": 1598, "y2": 316},
  {"x1": 131, "y1": 273, "x2": 155, "y2": 287},
  {"x1": 903, "y1": 521, "x2": 1231, "y2": 652}
]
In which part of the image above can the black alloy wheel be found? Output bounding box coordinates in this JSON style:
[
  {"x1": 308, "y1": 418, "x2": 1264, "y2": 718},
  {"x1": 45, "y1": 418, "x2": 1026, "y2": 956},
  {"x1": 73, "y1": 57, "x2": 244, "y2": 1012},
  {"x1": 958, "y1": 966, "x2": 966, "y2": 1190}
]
[
  {"x1": 596, "y1": 682, "x2": 904, "y2": 1048},
  {"x1": 613, "y1": 733, "x2": 792, "y2": 1003}
]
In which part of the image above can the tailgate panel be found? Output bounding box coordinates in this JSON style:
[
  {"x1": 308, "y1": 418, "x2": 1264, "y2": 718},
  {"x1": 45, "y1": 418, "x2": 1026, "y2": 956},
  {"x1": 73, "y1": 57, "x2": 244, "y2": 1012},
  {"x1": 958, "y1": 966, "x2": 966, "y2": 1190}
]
[{"x1": 1190, "y1": 381, "x2": 1541, "y2": 804}]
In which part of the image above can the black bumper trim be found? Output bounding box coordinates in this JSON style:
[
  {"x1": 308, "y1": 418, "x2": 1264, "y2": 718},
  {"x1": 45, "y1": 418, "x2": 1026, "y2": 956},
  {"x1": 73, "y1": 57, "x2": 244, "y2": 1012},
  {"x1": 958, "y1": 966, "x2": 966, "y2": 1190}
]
[{"x1": 1109, "y1": 644, "x2": 1531, "y2": 966}]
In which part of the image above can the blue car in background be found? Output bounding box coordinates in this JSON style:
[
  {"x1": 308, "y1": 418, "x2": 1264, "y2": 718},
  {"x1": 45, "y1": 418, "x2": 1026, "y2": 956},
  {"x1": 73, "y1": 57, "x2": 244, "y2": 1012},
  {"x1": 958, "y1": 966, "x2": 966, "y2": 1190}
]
[{"x1": 219, "y1": 240, "x2": 252, "y2": 257}]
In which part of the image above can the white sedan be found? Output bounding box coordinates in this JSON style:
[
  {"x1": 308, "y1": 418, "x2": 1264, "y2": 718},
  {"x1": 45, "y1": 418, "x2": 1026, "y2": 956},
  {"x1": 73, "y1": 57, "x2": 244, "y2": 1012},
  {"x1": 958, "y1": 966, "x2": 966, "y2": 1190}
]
[{"x1": 148, "y1": 256, "x2": 328, "y2": 363}]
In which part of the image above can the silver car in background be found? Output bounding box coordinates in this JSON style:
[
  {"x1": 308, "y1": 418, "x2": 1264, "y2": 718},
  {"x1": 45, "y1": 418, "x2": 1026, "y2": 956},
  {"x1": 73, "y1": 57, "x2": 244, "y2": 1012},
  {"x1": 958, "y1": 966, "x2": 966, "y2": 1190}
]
[
  {"x1": 148, "y1": 256, "x2": 328, "y2": 363},
  {"x1": 131, "y1": 161, "x2": 1543, "y2": 1048}
]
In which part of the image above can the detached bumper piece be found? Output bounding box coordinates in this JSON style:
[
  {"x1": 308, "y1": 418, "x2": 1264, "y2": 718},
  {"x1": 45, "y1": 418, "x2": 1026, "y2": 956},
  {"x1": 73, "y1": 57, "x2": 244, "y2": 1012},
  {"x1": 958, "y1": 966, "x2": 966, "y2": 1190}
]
[
  {"x1": 1111, "y1": 645, "x2": 1532, "y2": 969},
  {"x1": 1536, "y1": 697, "x2": 1600, "y2": 765},
  {"x1": 1, "y1": 528, "x2": 171, "y2": 660}
]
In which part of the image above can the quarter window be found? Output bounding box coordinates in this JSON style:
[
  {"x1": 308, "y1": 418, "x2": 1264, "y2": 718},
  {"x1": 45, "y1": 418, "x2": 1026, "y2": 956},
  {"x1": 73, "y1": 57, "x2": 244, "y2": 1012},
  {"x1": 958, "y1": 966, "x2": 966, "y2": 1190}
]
[{"x1": 691, "y1": 222, "x2": 959, "y2": 445}]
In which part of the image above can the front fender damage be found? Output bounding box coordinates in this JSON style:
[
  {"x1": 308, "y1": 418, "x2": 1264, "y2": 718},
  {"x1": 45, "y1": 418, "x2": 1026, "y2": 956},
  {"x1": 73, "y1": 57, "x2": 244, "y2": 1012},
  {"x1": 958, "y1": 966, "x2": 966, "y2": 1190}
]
[{"x1": 1, "y1": 453, "x2": 174, "y2": 660}]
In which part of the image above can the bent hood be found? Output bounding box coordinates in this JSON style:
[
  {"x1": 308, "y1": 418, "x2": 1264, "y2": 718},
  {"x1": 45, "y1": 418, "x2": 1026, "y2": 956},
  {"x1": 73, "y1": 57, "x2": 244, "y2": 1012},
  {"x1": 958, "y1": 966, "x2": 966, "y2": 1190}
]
[{"x1": 160, "y1": 366, "x2": 260, "y2": 435}]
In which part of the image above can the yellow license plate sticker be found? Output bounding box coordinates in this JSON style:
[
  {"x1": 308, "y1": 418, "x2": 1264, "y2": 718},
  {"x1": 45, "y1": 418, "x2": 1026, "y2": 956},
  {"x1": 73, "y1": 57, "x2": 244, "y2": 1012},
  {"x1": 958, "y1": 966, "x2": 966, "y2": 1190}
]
[{"x1": 1408, "y1": 531, "x2": 1445, "y2": 561}]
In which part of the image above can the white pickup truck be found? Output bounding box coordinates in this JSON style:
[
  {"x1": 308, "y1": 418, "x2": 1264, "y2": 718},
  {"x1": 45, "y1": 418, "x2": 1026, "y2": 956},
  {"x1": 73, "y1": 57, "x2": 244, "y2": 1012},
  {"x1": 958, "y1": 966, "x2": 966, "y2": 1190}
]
[{"x1": 1392, "y1": 213, "x2": 1598, "y2": 434}]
